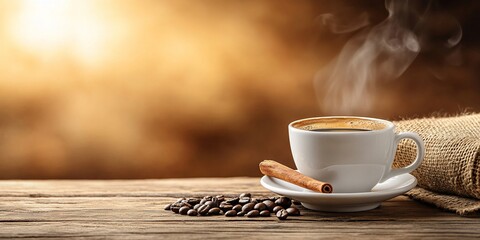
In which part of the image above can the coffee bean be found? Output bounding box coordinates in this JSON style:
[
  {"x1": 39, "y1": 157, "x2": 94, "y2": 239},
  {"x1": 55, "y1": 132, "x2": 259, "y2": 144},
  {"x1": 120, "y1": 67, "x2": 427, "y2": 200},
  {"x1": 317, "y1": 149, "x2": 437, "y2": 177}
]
[
  {"x1": 240, "y1": 193, "x2": 251, "y2": 198},
  {"x1": 198, "y1": 205, "x2": 211, "y2": 216},
  {"x1": 180, "y1": 202, "x2": 192, "y2": 208},
  {"x1": 275, "y1": 197, "x2": 292, "y2": 209},
  {"x1": 215, "y1": 195, "x2": 225, "y2": 202},
  {"x1": 203, "y1": 196, "x2": 213, "y2": 200},
  {"x1": 164, "y1": 204, "x2": 171, "y2": 210},
  {"x1": 273, "y1": 206, "x2": 284, "y2": 213},
  {"x1": 179, "y1": 206, "x2": 190, "y2": 215},
  {"x1": 171, "y1": 202, "x2": 189, "y2": 209},
  {"x1": 225, "y1": 197, "x2": 239, "y2": 205},
  {"x1": 211, "y1": 197, "x2": 221, "y2": 207},
  {"x1": 239, "y1": 197, "x2": 251, "y2": 205},
  {"x1": 254, "y1": 203, "x2": 267, "y2": 212},
  {"x1": 256, "y1": 197, "x2": 269, "y2": 202},
  {"x1": 170, "y1": 203, "x2": 183, "y2": 213},
  {"x1": 246, "y1": 210, "x2": 260, "y2": 218},
  {"x1": 171, "y1": 206, "x2": 180, "y2": 213},
  {"x1": 259, "y1": 210, "x2": 270, "y2": 217},
  {"x1": 276, "y1": 209, "x2": 289, "y2": 220},
  {"x1": 170, "y1": 202, "x2": 181, "y2": 208},
  {"x1": 263, "y1": 200, "x2": 275, "y2": 211},
  {"x1": 193, "y1": 204, "x2": 201, "y2": 210},
  {"x1": 242, "y1": 203, "x2": 255, "y2": 212},
  {"x1": 232, "y1": 204, "x2": 243, "y2": 212},
  {"x1": 180, "y1": 202, "x2": 191, "y2": 208},
  {"x1": 225, "y1": 210, "x2": 237, "y2": 217},
  {"x1": 286, "y1": 207, "x2": 300, "y2": 216},
  {"x1": 200, "y1": 199, "x2": 208, "y2": 205},
  {"x1": 208, "y1": 207, "x2": 221, "y2": 215},
  {"x1": 204, "y1": 201, "x2": 216, "y2": 208},
  {"x1": 186, "y1": 198, "x2": 200, "y2": 205},
  {"x1": 187, "y1": 209, "x2": 198, "y2": 216},
  {"x1": 175, "y1": 198, "x2": 186, "y2": 203},
  {"x1": 219, "y1": 203, "x2": 233, "y2": 211},
  {"x1": 237, "y1": 211, "x2": 246, "y2": 216}
]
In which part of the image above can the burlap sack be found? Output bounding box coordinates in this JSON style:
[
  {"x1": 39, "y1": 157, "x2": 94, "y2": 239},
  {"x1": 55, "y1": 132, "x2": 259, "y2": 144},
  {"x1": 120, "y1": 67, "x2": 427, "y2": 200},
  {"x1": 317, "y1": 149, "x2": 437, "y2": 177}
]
[{"x1": 393, "y1": 114, "x2": 480, "y2": 216}]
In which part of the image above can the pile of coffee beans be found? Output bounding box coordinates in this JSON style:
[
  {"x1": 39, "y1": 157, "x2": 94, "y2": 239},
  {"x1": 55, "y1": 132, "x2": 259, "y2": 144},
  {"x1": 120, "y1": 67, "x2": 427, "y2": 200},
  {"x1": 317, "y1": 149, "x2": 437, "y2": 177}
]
[{"x1": 164, "y1": 193, "x2": 301, "y2": 220}]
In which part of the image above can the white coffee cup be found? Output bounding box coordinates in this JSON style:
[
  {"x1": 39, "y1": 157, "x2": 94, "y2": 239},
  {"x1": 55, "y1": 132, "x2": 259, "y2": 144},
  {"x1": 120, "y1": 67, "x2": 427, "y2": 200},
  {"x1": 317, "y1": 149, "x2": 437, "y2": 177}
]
[{"x1": 288, "y1": 116, "x2": 425, "y2": 193}]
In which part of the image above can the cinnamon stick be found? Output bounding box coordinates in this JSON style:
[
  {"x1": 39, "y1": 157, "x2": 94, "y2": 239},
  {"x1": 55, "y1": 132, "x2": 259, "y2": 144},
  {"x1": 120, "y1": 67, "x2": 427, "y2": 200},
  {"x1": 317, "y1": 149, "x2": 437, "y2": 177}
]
[{"x1": 259, "y1": 160, "x2": 333, "y2": 193}]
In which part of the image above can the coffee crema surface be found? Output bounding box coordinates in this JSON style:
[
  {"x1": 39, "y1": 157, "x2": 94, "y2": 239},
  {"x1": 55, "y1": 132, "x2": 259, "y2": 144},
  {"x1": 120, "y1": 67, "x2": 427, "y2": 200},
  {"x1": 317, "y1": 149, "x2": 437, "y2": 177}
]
[
  {"x1": 292, "y1": 117, "x2": 388, "y2": 131},
  {"x1": 309, "y1": 128, "x2": 371, "y2": 132}
]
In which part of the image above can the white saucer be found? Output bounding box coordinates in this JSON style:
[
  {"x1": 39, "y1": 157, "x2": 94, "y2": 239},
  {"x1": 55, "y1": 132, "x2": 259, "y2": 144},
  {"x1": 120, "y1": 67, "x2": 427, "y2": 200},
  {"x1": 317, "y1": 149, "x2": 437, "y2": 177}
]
[{"x1": 260, "y1": 173, "x2": 417, "y2": 212}]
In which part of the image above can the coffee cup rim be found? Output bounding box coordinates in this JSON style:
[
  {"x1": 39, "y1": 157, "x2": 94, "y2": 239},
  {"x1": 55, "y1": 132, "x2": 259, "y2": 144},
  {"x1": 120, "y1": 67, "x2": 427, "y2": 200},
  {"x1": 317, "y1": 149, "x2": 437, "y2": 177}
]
[{"x1": 288, "y1": 116, "x2": 394, "y2": 134}]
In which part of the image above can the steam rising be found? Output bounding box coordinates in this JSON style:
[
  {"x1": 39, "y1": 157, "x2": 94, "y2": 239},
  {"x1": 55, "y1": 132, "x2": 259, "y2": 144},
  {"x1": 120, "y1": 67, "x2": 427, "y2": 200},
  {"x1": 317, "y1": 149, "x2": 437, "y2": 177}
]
[
  {"x1": 315, "y1": 0, "x2": 462, "y2": 114},
  {"x1": 319, "y1": 12, "x2": 370, "y2": 34}
]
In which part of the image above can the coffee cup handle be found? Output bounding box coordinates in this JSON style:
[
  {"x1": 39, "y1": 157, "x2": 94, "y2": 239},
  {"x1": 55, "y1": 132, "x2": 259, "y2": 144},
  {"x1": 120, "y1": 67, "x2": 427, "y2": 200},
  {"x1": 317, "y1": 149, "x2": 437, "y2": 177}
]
[{"x1": 380, "y1": 132, "x2": 425, "y2": 182}]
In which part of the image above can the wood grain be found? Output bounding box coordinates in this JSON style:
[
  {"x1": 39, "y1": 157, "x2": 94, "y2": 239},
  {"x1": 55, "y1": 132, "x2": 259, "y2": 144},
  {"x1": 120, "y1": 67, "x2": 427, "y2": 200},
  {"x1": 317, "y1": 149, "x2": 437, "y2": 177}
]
[{"x1": 0, "y1": 178, "x2": 478, "y2": 239}]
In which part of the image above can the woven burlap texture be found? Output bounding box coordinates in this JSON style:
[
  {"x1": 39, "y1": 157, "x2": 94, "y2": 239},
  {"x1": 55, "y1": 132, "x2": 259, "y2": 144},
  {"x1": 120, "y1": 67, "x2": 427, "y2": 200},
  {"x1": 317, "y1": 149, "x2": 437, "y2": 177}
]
[{"x1": 394, "y1": 114, "x2": 480, "y2": 216}]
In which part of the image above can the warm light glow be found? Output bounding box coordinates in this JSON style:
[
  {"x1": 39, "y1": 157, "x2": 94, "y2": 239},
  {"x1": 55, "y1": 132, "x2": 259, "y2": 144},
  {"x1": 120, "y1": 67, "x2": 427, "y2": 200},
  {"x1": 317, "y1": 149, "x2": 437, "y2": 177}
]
[
  {"x1": 11, "y1": 0, "x2": 70, "y2": 50},
  {"x1": 8, "y1": 0, "x2": 109, "y2": 65}
]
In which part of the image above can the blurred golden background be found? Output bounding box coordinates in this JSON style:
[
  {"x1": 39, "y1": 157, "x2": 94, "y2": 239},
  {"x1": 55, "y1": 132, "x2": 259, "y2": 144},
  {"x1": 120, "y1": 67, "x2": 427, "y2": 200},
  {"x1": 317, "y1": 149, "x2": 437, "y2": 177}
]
[{"x1": 0, "y1": 0, "x2": 479, "y2": 179}]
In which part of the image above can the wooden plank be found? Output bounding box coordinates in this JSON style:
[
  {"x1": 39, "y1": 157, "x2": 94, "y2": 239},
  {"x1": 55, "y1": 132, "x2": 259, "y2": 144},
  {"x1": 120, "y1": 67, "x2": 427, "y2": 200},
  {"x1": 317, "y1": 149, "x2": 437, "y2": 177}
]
[
  {"x1": 0, "y1": 221, "x2": 479, "y2": 239},
  {"x1": 0, "y1": 179, "x2": 478, "y2": 239},
  {"x1": 0, "y1": 197, "x2": 471, "y2": 222},
  {"x1": 0, "y1": 178, "x2": 265, "y2": 197}
]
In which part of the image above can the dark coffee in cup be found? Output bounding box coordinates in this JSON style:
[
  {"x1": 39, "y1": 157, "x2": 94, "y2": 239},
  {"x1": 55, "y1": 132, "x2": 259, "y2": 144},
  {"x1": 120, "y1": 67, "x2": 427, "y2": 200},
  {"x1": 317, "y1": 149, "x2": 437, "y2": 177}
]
[
  {"x1": 292, "y1": 117, "x2": 387, "y2": 132},
  {"x1": 309, "y1": 128, "x2": 371, "y2": 132}
]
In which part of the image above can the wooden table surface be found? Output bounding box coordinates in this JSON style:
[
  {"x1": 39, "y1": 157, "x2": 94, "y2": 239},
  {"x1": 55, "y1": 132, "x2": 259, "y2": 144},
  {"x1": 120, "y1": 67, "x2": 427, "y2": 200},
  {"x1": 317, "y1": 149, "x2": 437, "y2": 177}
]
[{"x1": 0, "y1": 178, "x2": 478, "y2": 239}]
